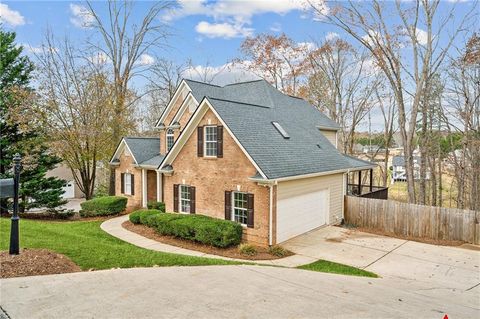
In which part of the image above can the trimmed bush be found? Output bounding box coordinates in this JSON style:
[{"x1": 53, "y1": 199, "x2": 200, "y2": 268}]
[
  {"x1": 129, "y1": 209, "x2": 163, "y2": 225},
  {"x1": 147, "y1": 201, "x2": 166, "y2": 212},
  {"x1": 238, "y1": 243, "x2": 257, "y2": 256},
  {"x1": 80, "y1": 196, "x2": 127, "y2": 217},
  {"x1": 145, "y1": 213, "x2": 242, "y2": 248},
  {"x1": 268, "y1": 245, "x2": 288, "y2": 257}
]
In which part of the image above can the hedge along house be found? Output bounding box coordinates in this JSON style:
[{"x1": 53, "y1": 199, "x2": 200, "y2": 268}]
[{"x1": 110, "y1": 79, "x2": 377, "y2": 246}]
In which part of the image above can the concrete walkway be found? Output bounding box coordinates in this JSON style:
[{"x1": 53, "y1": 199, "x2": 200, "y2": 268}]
[
  {"x1": 100, "y1": 214, "x2": 316, "y2": 267},
  {"x1": 2, "y1": 265, "x2": 478, "y2": 318}
]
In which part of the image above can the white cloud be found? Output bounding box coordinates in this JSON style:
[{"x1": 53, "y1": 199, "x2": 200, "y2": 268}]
[
  {"x1": 325, "y1": 32, "x2": 339, "y2": 42},
  {"x1": 182, "y1": 62, "x2": 259, "y2": 86},
  {"x1": 87, "y1": 52, "x2": 110, "y2": 65},
  {"x1": 70, "y1": 3, "x2": 95, "y2": 28},
  {"x1": 0, "y1": 4, "x2": 25, "y2": 27},
  {"x1": 195, "y1": 21, "x2": 253, "y2": 39},
  {"x1": 137, "y1": 54, "x2": 155, "y2": 66},
  {"x1": 415, "y1": 28, "x2": 428, "y2": 46},
  {"x1": 270, "y1": 22, "x2": 282, "y2": 33},
  {"x1": 164, "y1": 0, "x2": 318, "y2": 38}
]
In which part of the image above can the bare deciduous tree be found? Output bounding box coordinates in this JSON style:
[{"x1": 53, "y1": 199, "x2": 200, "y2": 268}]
[{"x1": 85, "y1": 0, "x2": 173, "y2": 194}]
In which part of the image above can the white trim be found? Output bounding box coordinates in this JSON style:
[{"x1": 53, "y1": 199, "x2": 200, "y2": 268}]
[
  {"x1": 158, "y1": 98, "x2": 268, "y2": 179},
  {"x1": 269, "y1": 185, "x2": 273, "y2": 246},
  {"x1": 142, "y1": 169, "x2": 147, "y2": 208},
  {"x1": 155, "y1": 80, "x2": 192, "y2": 127},
  {"x1": 156, "y1": 171, "x2": 162, "y2": 202},
  {"x1": 109, "y1": 139, "x2": 139, "y2": 165},
  {"x1": 203, "y1": 125, "x2": 218, "y2": 157}
]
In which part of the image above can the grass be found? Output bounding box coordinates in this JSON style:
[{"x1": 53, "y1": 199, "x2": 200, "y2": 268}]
[
  {"x1": 297, "y1": 259, "x2": 378, "y2": 278},
  {"x1": 0, "y1": 218, "x2": 241, "y2": 271}
]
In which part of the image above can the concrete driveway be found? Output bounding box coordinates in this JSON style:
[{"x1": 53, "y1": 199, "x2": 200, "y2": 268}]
[
  {"x1": 1, "y1": 265, "x2": 479, "y2": 319},
  {"x1": 283, "y1": 226, "x2": 480, "y2": 310}
]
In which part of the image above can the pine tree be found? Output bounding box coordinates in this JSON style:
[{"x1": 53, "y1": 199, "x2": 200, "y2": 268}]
[{"x1": 0, "y1": 28, "x2": 66, "y2": 213}]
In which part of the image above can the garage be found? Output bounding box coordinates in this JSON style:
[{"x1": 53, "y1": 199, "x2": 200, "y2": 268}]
[
  {"x1": 62, "y1": 180, "x2": 75, "y2": 199},
  {"x1": 276, "y1": 181, "x2": 330, "y2": 243}
]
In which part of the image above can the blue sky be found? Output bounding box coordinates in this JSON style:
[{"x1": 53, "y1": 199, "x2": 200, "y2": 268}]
[{"x1": 1, "y1": 1, "x2": 477, "y2": 131}]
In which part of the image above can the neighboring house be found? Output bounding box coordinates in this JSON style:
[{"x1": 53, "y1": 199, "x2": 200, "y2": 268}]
[
  {"x1": 391, "y1": 156, "x2": 430, "y2": 183},
  {"x1": 45, "y1": 163, "x2": 83, "y2": 199},
  {"x1": 110, "y1": 79, "x2": 375, "y2": 246}
]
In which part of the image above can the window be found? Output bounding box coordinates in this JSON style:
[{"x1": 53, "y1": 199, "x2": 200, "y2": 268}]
[
  {"x1": 124, "y1": 173, "x2": 132, "y2": 195},
  {"x1": 166, "y1": 129, "x2": 174, "y2": 152},
  {"x1": 179, "y1": 185, "x2": 191, "y2": 213},
  {"x1": 204, "y1": 126, "x2": 217, "y2": 157},
  {"x1": 232, "y1": 192, "x2": 248, "y2": 225}
]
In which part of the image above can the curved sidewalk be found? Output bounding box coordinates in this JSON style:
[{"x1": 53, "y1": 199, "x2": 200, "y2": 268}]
[{"x1": 100, "y1": 214, "x2": 316, "y2": 267}]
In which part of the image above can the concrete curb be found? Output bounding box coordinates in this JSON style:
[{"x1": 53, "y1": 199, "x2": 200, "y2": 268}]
[{"x1": 100, "y1": 214, "x2": 316, "y2": 267}]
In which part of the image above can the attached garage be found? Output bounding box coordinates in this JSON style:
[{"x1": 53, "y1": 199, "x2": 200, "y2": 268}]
[{"x1": 275, "y1": 173, "x2": 345, "y2": 243}]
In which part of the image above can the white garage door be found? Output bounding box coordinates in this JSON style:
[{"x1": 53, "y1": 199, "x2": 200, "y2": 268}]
[
  {"x1": 277, "y1": 188, "x2": 329, "y2": 243},
  {"x1": 62, "y1": 180, "x2": 75, "y2": 199}
]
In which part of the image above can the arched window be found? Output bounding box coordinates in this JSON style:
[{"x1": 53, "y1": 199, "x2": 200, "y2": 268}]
[{"x1": 166, "y1": 129, "x2": 174, "y2": 152}]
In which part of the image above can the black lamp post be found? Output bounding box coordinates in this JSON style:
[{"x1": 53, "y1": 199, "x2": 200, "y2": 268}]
[{"x1": 9, "y1": 153, "x2": 21, "y2": 255}]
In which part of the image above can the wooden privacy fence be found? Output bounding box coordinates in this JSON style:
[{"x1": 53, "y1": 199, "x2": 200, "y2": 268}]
[{"x1": 344, "y1": 196, "x2": 480, "y2": 245}]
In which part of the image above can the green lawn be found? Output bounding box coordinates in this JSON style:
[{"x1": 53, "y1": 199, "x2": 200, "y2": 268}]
[
  {"x1": 0, "y1": 218, "x2": 240, "y2": 270},
  {"x1": 297, "y1": 259, "x2": 378, "y2": 278}
]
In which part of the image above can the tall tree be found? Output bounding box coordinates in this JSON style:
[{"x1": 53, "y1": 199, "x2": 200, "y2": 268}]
[
  {"x1": 236, "y1": 33, "x2": 307, "y2": 95},
  {"x1": 0, "y1": 29, "x2": 66, "y2": 213},
  {"x1": 85, "y1": 0, "x2": 173, "y2": 194},
  {"x1": 303, "y1": 38, "x2": 380, "y2": 154},
  {"x1": 34, "y1": 36, "x2": 122, "y2": 199},
  {"x1": 308, "y1": 0, "x2": 476, "y2": 203}
]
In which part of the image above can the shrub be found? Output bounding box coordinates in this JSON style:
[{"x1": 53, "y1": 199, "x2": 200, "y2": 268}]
[
  {"x1": 80, "y1": 196, "x2": 127, "y2": 217},
  {"x1": 148, "y1": 213, "x2": 242, "y2": 248},
  {"x1": 238, "y1": 243, "x2": 257, "y2": 256},
  {"x1": 147, "y1": 201, "x2": 166, "y2": 212},
  {"x1": 268, "y1": 245, "x2": 288, "y2": 257},
  {"x1": 129, "y1": 209, "x2": 163, "y2": 225}
]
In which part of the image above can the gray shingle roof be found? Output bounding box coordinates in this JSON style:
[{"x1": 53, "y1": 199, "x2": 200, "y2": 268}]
[
  {"x1": 123, "y1": 137, "x2": 163, "y2": 165},
  {"x1": 182, "y1": 79, "x2": 362, "y2": 179},
  {"x1": 392, "y1": 156, "x2": 420, "y2": 167},
  {"x1": 343, "y1": 154, "x2": 377, "y2": 170}
]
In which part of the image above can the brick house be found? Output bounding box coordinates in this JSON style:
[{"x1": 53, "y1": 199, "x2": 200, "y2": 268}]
[{"x1": 110, "y1": 79, "x2": 374, "y2": 246}]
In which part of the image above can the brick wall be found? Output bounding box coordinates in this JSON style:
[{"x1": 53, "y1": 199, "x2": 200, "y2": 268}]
[{"x1": 163, "y1": 109, "x2": 271, "y2": 246}]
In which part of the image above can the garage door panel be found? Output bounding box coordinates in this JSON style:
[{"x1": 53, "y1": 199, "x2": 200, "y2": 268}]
[{"x1": 277, "y1": 188, "x2": 329, "y2": 243}]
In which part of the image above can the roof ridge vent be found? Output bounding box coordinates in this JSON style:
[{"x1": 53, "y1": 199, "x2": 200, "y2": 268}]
[{"x1": 272, "y1": 121, "x2": 290, "y2": 139}]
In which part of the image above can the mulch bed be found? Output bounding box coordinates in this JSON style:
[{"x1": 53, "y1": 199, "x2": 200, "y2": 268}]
[
  {"x1": 122, "y1": 221, "x2": 293, "y2": 260},
  {"x1": 0, "y1": 248, "x2": 81, "y2": 278}
]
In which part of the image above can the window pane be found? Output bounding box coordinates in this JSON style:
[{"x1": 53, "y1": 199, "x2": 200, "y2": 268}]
[
  {"x1": 180, "y1": 185, "x2": 190, "y2": 213},
  {"x1": 232, "y1": 192, "x2": 248, "y2": 224}
]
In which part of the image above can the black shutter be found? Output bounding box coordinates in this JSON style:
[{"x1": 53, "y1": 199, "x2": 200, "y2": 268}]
[
  {"x1": 173, "y1": 184, "x2": 179, "y2": 212},
  {"x1": 246, "y1": 193, "x2": 254, "y2": 228},
  {"x1": 197, "y1": 126, "x2": 204, "y2": 157},
  {"x1": 131, "y1": 174, "x2": 135, "y2": 195},
  {"x1": 225, "y1": 191, "x2": 232, "y2": 220},
  {"x1": 190, "y1": 186, "x2": 196, "y2": 214},
  {"x1": 217, "y1": 126, "x2": 223, "y2": 158},
  {"x1": 120, "y1": 173, "x2": 125, "y2": 194}
]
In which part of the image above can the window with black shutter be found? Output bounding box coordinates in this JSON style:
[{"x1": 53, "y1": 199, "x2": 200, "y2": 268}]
[
  {"x1": 217, "y1": 126, "x2": 223, "y2": 158},
  {"x1": 197, "y1": 126, "x2": 204, "y2": 157},
  {"x1": 189, "y1": 186, "x2": 196, "y2": 214},
  {"x1": 225, "y1": 191, "x2": 232, "y2": 220},
  {"x1": 121, "y1": 173, "x2": 125, "y2": 194},
  {"x1": 230, "y1": 192, "x2": 253, "y2": 227},
  {"x1": 173, "y1": 184, "x2": 179, "y2": 212}
]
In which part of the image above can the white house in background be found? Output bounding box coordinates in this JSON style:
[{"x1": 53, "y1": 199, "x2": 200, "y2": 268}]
[{"x1": 391, "y1": 156, "x2": 430, "y2": 183}]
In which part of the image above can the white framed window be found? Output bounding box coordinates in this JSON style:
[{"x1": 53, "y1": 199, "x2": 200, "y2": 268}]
[
  {"x1": 179, "y1": 185, "x2": 191, "y2": 213},
  {"x1": 232, "y1": 192, "x2": 248, "y2": 225},
  {"x1": 166, "y1": 129, "x2": 174, "y2": 152},
  {"x1": 124, "y1": 173, "x2": 132, "y2": 195},
  {"x1": 204, "y1": 126, "x2": 217, "y2": 157}
]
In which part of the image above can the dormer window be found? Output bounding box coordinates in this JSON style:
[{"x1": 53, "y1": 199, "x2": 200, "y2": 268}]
[{"x1": 166, "y1": 129, "x2": 174, "y2": 152}]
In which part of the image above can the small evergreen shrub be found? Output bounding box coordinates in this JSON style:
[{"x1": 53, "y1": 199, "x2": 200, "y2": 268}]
[
  {"x1": 268, "y1": 245, "x2": 288, "y2": 257},
  {"x1": 80, "y1": 196, "x2": 127, "y2": 217},
  {"x1": 146, "y1": 213, "x2": 242, "y2": 248},
  {"x1": 147, "y1": 201, "x2": 166, "y2": 212},
  {"x1": 129, "y1": 209, "x2": 163, "y2": 225},
  {"x1": 238, "y1": 243, "x2": 257, "y2": 256}
]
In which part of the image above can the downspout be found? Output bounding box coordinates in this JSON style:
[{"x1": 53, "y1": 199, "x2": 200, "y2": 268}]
[{"x1": 269, "y1": 184, "x2": 273, "y2": 246}]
